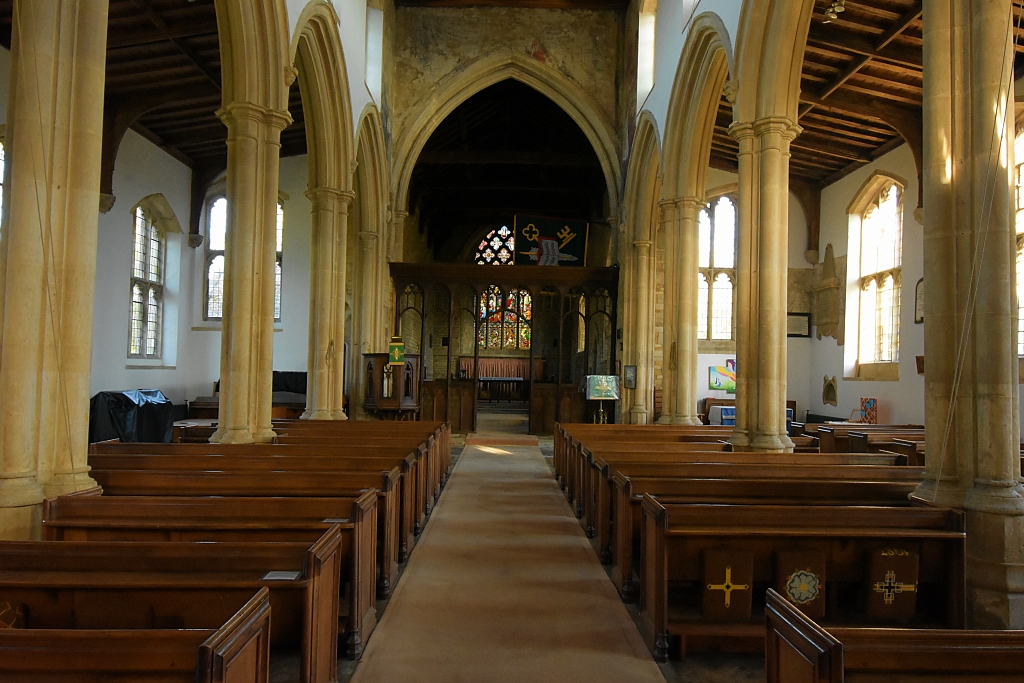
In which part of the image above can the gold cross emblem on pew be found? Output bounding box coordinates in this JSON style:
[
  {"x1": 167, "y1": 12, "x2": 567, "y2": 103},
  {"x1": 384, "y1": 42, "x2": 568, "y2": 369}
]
[
  {"x1": 707, "y1": 566, "x2": 749, "y2": 608},
  {"x1": 873, "y1": 570, "x2": 916, "y2": 605}
]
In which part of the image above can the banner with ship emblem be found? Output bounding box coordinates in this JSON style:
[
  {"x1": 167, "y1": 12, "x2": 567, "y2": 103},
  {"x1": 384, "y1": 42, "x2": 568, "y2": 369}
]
[
  {"x1": 775, "y1": 550, "x2": 827, "y2": 618},
  {"x1": 514, "y1": 215, "x2": 588, "y2": 266},
  {"x1": 865, "y1": 547, "x2": 919, "y2": 621},
  {"x1": 702, "y1": 548, "x2": 753, "y2": 620}
]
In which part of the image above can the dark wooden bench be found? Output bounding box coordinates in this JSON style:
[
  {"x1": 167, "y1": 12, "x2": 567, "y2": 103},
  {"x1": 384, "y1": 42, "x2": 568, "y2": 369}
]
[
  {"x1": 607, "y1": 472, "x2": 921, "y2": 602},
  {"x1": 88, "y1": 453, "x2": 412, "y2": 579},
  {"x1": 639, "y1": 499, "x2": 965, "y2": 660},
  {"x1": 582, "y1": 449, "x2": 910, "y2": 544},
  {"x1": 41, "y1": 490, "x2": 378, "y2": 659},
  {"x1": 0, "y1": 534, "x2": 340, "y2": 683},
  {"x1": 817, "y1": 424, "x2": 924, "y2": 453},
  {"x1": 0, "y1": 587, "x2": 271, "y2": 683},
  {"x1": 765, "y1": 588, "x2": 1024, "y2": 682},
  {"x1": 848, "y1": 429, "x2": 926, "y2": 454}
]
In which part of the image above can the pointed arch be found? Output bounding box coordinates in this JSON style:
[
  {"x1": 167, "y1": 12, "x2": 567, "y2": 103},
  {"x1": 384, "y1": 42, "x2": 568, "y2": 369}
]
[
  {"x1": 732, "y1": 0, "x2": 814, "y2": 124},
  {"x1": 662, "y1": 12, "x2": 733, "y2": 201},
  {"x1": 391, "y1": 54, "x2": 620, "y2": 218},
  {"x1": 355, "y1": 106, "x2": 389, "y2": 244},
  {"x1": 624, "y1": 112, "x2": 661, "y2": 244},
  {"x1": 214, "y1": 0, "x2": 291, "y2": 111},
  {"x1": 291, "y1": 0, "x2": 356, "y2": 193}
]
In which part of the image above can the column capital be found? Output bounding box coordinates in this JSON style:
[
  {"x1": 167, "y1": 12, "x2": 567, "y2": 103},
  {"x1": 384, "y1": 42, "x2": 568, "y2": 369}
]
[
  {"x1": 632, "y1": 239, "x2": 653, "y2": 249},
  {"x1": 727, "y1": 120, "x2": 755, "y2": 142},
  {"x1": 359, "y1": 230, "x2": 379, "y2": 242},
  {"x1": 751, "y1": 115, "x2": 802, "y2": 141},
  {"x1": 216, "y1": 101, "x2": 293, "y2": 132},
  {"x1": 305, "y1": 187, "x2": 356, "y2": 204}
]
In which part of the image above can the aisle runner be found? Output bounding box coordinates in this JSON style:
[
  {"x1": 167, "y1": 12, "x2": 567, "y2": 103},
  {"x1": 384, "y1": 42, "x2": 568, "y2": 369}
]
[{"x1": 350, "y1": 441, "x2": 665, "y2": 683}]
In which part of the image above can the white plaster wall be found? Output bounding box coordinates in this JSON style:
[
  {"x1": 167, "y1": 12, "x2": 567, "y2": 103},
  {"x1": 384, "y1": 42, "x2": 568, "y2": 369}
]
[
  {"x1": 274, "y1": 155, "x2": 313, "y2": 372},
  {"x1": 801, "y1": 144, "x2": 924, "y2": 424},
  {"x1": 89, "y1": 130, "x2": 195, "y2": 403},
  {"x1": 644, "y1": 0, "x2": 741, "y2": 135}
]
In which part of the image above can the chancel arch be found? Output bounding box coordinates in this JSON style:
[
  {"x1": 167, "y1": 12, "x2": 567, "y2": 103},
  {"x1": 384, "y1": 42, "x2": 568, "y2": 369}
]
[{"x1": 390, "y1": 54, "x2": 622, "y2": 240}]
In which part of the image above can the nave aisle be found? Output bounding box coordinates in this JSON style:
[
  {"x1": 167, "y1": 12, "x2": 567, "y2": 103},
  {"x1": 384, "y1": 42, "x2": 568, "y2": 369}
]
[{"x1": 350, "y1": 434, "x2": 665, "y2": 683}]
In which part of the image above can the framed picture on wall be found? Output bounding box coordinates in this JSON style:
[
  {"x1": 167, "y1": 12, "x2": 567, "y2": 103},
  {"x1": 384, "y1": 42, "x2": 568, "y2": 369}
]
[
  {"x1": 787, "y1": 312, "x2": 811, "y2": 338},
  {"x1": 623, "y1": 365, "x2": 637, "y2": 389}
]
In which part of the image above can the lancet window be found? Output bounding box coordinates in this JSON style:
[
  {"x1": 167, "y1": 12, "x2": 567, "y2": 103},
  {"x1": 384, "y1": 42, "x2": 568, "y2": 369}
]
[
  {"x1": 129, "y1": 206, "x2": 164, "y2": 358},
  {"x1": 857, "y1": 182, "x2": 902, "y2": 364},
  {"x1": 697, "y1": 195, "x2": 737, "y2": 346}
]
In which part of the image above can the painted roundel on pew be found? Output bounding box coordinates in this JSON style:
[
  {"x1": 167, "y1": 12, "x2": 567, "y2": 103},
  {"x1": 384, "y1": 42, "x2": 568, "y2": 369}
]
[
  {"x1": 785, "y1": 571, "x2": 820, "y2": 605},
  {"x1": 0, "y1": 600, "x2": 25, "y2": 629}
]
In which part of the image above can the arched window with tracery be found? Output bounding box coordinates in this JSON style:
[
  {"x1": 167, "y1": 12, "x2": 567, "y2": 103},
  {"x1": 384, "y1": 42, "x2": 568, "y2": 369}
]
[
  {"x1": 129, "y1": 205, "x2": 164, "y2": 358},
  {"x1": 478, "y1": 285, "x2": 531, "y2": 350},
  {"x1": 857, "y1": 182, "x2": 902, "y2": 365},
  {"x1": 474, "y1": 226, "x2": 515, "y2": 265},
  {"x1": 697, "y1": 195, "x2": 737, "y2": 349}
]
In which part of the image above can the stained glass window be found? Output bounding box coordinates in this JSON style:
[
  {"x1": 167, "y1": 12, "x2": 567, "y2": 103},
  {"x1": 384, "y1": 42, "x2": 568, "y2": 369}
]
[
  {"x1": 128, "y1": 206, "x2": 164, "y2": 358},
  {"x1": 475, "y1": 226, "x2": 515, "y2": 265},
  {"x1": 857, "y1": 182, "x2": 902, "y2": 364},
  {"x1": 478, "y1": 284, "x2": 531, "y2": 349},
  {"x1": 697, "y1": 196, "x2": 737, "y2": 343}
]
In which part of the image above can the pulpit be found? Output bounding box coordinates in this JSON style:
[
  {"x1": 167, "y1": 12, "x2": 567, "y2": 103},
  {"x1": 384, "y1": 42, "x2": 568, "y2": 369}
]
[{"x1": 363, "y1": 353, "x2": 420, "y2": 420}]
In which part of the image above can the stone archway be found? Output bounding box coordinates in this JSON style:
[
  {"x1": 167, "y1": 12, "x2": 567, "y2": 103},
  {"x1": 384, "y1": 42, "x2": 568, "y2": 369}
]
[
  {"x1": 621, "y1": 113, "x2": 661, "y2": 425},
  {"x1": 724, "y1": 0, "x2": 815, "y2": 452},
  {"x1": 348, "y1": 108, "x2": 390, "y2": 419},
  {"x1": 391, "y1": 54, "x2": 621, "y2": 237},
  {"x1": 290, "y1": 1, "x2": 357, "y2": 420},
  {"x1": 659, "y1": 12, "x2": 734, "y2": 427}
]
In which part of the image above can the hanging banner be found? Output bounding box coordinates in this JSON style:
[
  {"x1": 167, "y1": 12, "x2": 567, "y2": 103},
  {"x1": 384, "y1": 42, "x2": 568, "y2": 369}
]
[{"x1": 514, "y1": 215, "x2": 588, "y2": 266}]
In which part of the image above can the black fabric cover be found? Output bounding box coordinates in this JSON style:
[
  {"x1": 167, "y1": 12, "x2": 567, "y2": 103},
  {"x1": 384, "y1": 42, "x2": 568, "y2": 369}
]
[{"x1": 89, "y1": 390, "x2": 174, "y2": 443}]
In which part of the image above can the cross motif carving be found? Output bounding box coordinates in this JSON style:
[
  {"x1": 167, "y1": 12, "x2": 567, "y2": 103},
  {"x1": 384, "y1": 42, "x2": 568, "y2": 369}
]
[
  {"x1": 707, "y1": 566, "x2": 749, "y2": 608},
  {"x1": 873, "y1": 570, "x2": 916, "y2": 605}
]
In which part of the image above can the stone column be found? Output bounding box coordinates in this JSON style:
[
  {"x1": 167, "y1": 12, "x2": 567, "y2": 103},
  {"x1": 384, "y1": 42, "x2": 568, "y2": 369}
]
[
  {"x1": 210, "y1": 103, "x2": 291, "y2": 444},
  {"x1": 674, "y1": 197, "x2": 703, "y2": 425},
  {"x1": 657, "y1": 201, "x2": 676, "y2": 424},
  {"x1": 728, "y1": 118, "x2": 798, "y2": 452},
  {"x1": 0, "y1": 0, "x2": 107, "y2": 539},
  {"x1": 915, "y1": 0, "x2": 1024, "y2": 628},
  {"x1": 302, "y1": 188, "x2": 341, "y2": 420},
  {"x1": 330, "y1": 192, "x2": 354, "y2": 419},
  {"x1": 629, "y1": 240, "x2": 653, "y2": 424},
  {"x1": 352, "y1": 230, "x2": 379, "y2": 418}
]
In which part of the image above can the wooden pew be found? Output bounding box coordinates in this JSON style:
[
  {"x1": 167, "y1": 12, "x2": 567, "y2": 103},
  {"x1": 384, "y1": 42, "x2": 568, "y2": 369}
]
[
  {"x1": 89, "y1": 453, "x2": 411, "y2": 580},
  {"x1": 639, "y1": 499, "x2": 965, "y2": 660},
  {"x1": 765, "y1": 588, "x2": 1024, "y2": 682},
  {"x1": 563, "y1": 438, "x2": 730, "y2": 516},
  {"x1": 0, "y1": 534, "x2": 340, "y2": 683},
  {"x1": 817, "y1": 424, "x2": 923, "y2": 453},
  {"x1": 607, "y1": 472, "x2": 922, "y2": 602},
  {"x1": 848, "y1": 429, "x2": 925, "y2": 454},
  {"x1": 554, "y1": 423, "x2": 733, "y2": 486},
  {"x1": 91, "y1": 441, "x2": 435, "y2": 537},
  {"x1": 582, "y1": 449, "x2": 910, "y2": 545},
  {"x1": 42, "y1": 490, "x2": 378, "y2": 659},
  {"x1": 0, "y1": 587, "x2": 272, "y2": 683}
]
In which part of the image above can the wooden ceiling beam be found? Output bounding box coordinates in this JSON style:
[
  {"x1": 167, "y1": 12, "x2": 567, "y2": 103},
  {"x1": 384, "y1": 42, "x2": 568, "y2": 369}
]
[
  {"x1": 805, "y1": 25, "x2": 922, "y2": 70},
  {"x1": 808, "y1": 2, "x2": 921, "y2": 114},
  {"x1": 107, "y1": 24, "x2": 217, "y2": 50},
  {"x1": 128, "y1": 0, "x2": 221, "y2": 90}
]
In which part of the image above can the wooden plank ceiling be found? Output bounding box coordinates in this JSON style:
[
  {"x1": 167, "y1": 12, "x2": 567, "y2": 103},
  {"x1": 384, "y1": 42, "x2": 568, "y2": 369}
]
[
  {"x1": 712, "y1": 0, "x2": 1024, "y2": 192},
  {"x1": 0, "y1": 0, "x2": 305, "y2": 183}
]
